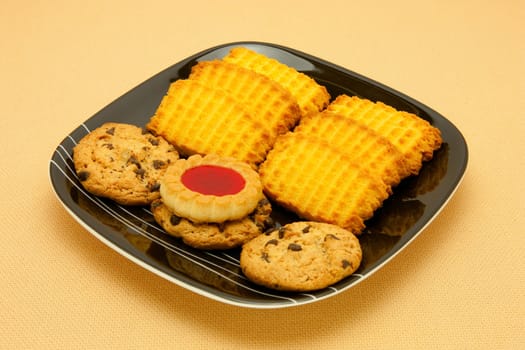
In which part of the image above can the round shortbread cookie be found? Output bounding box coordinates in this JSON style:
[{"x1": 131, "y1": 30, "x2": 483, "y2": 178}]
[
  {"x1": 240, "y1": 221, "x2": 362, "y2": 291},
  {"x1": 159, "y1": 154, "x2": 264, "y2": 223},
  {"x1": 151, "y1": 198, "x2": 273, "y2": 250},
  {"x1": 73, "y1": 122, "x2": 179, "y2": 205}
]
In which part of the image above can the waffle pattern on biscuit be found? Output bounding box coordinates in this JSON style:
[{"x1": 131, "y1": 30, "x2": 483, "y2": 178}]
[
  {"x1": 189, "y1": 60, "x2": 301, "y2": 140},
  {"x1": 259, "y1": 133, "x2": 390, "y2": 234},
  {"x1": 325, "y1": 95, "x2": 443, "y2": 175},
  {"x1": 295, "y1": 112, "x2": 410, "y2": 187},
  {"x1": 147, "y1": 79, "x2": 271, "y2": 167},
  {"x1": 223, "y1": 47, "x2": 330, "y2": 117}
]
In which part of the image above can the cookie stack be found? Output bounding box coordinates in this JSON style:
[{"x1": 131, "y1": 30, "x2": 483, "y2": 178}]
[{"x1": 151, "y1": 154, "x2": 274, "y2": 250}]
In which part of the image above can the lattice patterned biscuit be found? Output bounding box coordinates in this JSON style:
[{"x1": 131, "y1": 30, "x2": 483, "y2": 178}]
[
  {"x1": 325, "y1": 95, "x2": 443, "y2": 175},
  {"x1": 240, "y1": 221, "x2": 362, "y2": 291},
  {"x1": 189, "y1": 60, "x2": 301, "y2": 140},
  {"x1": 222, "y1": 46, "x2": 330, "y2": 117},
  {"x1": 259, "y1": 133, "x2": 390, "y2": 234},
  {"x1": 147, "y1": 79, "x2": 271, "y2": 167},
  {"x1": 295, "y1": 112, "x2": 410, "y2": 186}
]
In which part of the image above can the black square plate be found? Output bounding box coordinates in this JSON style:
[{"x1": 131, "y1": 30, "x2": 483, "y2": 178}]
[{"x1": 49, "y1": 42, "x2": 468, "y2": 308}]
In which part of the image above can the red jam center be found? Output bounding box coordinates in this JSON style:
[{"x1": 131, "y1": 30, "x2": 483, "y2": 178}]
[{"x1": 181, "y1": 165, "x2": 246, "y2": 196}]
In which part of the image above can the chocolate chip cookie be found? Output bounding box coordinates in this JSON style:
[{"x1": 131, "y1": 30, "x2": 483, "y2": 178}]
[
  {"x1": 151, "y1": 198, "x2": 273, "y2": 250},
  {"x1": 73, "y1": 122, "x2": 179, "y2": 205},
  {"x1": 240, "y1": 221, "x2": 362, "y2": 291}
]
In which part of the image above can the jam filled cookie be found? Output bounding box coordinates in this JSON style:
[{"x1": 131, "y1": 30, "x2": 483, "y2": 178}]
[
  {"x1": 159, "y1": 154, "x2": 265, "y2": 223},
  {"x1": 73, "y1": 122, "x2": 179, "y2": 205},
  {"x1": 240, "y1": 221, "x2": 362, "y2": 291}
]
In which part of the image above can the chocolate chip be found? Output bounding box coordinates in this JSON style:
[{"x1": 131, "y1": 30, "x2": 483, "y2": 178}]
[
  {"x1": 342, "y1": 259, "x2": 352, "y2": 269},
  {"x1": 250, "y1": 211, "x2": 274, "y2": 231},
  {"x1": 128, "y1": 156, "x2": 141, "y2": 168},
  {"x1": 261, "y1": 252, "x2": 270, "y2": 263},
  {"x1": 288, "y1": 243, "x2": 302, "y2": 251},
  {"x1": 302, "y1": 225, "x2": 311, "y2": 233},
  {"x1": 324, "y1": 233, "x2": 340, "y2": 241},
  {"x1": 252, "y1": 218, "x2": 265, "y2": 232},
  {"x1": 148, "y1": 137, "x2": 159, "y2": 146},
  {"x1": 106, "y1": 127, "x2": 115, "y2": 135},
  {"x1": 265, "y1": 239, "x2": 278, "y2": 247},
  {"x1": 255, "y1": 199, "x2": 272, "y2": 215},
  {"x1": 263, "y1": 217, "x2": 274, "y2": 229},
  {"x1": 149, "y1": 182, "x2": 160, "y2": 192},
  {"x1": 170, "y1": 215, "x2": 181, "y2": 226},
  {"x1": 151, "y1": 200, "x2": 162, "y2": 209},
  {"x1": 217, "y1": 223, "x2": 226, "y2": 232},
  {"x1": 152, "y1": 160, "x2": 165, "y2": 169},
  {"x1": 278, "y1": 227, "x2": 286, "y2": 239},
  {"x1": 77, "y1": 171, "x2": 90, "y2": 181},
  {"x1": 134, "y1": 168, "x2": 146, "y2": 177},
  {"x1": 102, "y1": 143, "x2": 114, "y2": 150},
  {"x1": 141, "y1": 128, "x2": 149, "y2": 135}
]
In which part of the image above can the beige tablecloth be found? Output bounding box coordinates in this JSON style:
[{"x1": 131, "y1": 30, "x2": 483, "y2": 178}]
[{"x1": 2, "y1": 0, "x2": 523, "y2": 348}]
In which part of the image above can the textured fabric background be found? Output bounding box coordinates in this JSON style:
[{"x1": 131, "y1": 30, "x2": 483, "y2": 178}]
[{"x1": 1, "y1": 0, "x2": 523, "y2": 348}]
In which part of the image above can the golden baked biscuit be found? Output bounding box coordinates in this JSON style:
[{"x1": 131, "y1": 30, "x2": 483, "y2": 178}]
[
  {"x1": 147, "y1": 79, "x2": 271, "y2": 167},
  {"x1": 189, "y1": 60, "x2": 301, "y2": 140},
  {"x1": 295, "y1": 112, "x2": 410, "y2": 187},
  {"x1": 259, "y1": 133, "x2": 390, "y2": 234},
  {"x1": 325, "y1": 95, "x2": 443, "y2": 175},
  {"x1": 222, "y1": 46, "x2": 330, "y2": 117}
]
